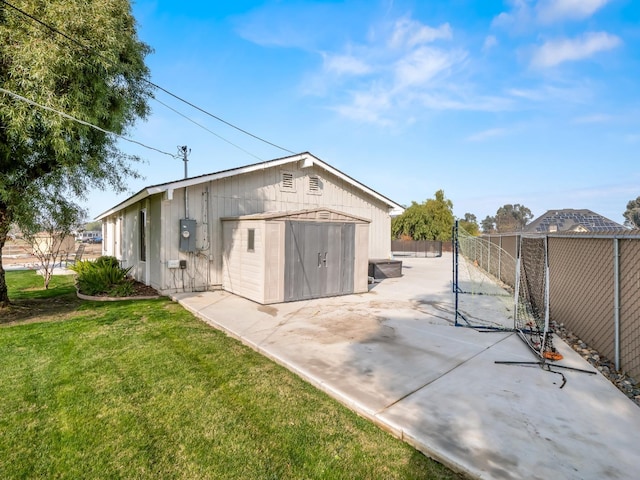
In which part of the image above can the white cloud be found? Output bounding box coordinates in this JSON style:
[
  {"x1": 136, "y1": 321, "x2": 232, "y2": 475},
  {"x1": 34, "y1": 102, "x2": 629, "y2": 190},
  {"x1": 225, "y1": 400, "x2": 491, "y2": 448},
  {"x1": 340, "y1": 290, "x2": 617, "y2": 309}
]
[
  {"x1": 417, "y1": 92, "x2": 513, "y2": 112},
  {"x1": 332, "y1": 89, "x2": 392, "y2": 125},
  {"x1": 507, "y1": 83, "x2": 592, "y2": 104},
  {"x1": 466, "y1": 128, "x2": 508, "y2": 142},
  {"x1": 389, "y1": 18, "x2": 452, "y2": 48},
  {"x1": 322, "y1": 53, "x2": 372, "y2": 76},
  {"x1": 491, "y1": 0, "x2": 533, "y2": 31},
  {"x1": 313, "y1": 15, "x2": 477, "y2": 124},
  {"x1": 483, "y1": 35, "x2": 498, "y2": 52},
  {"x1": 530, "y1": 32, "x2": 622, "y2": 68},
  {"x1": 625, "y1": 133, "x2": 640, "y2": 144},
  {"x1": 393, "y1": 47, "x2": 462, "y2": 89},
  {"x1": 536, "y1": 0, "x2": 611, "y2": 23},
  {"x1": 492, "y1": 0, "x2": 612, "y2": 30},
  {"x1": 573, "y1": 113, "x2": 613, "y2": 124}
]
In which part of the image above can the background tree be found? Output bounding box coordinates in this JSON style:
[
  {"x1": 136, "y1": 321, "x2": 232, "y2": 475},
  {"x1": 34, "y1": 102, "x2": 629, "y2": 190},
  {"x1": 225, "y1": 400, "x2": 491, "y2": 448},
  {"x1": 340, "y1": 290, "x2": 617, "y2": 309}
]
[
  {"x1": 19, "y1": 198, "x2": 86, "y2": 289},
  {"x1": 481, "y1": 216, "x2": 496, "y2": 234},
  {"x1": 83, "y1": 221, "x2": 103, "y2": 233},
  {"x1": 623, "y1": 196, "x2": 640, "y2": 229},
  {"x1": 0, "y1": 0, "x2": 152, "y2": 306},
  {"x1": 459, "y1": 213, "x2": 479, "y2": 236},
  {"x1": 494, "y1": 204, "x2": 533, "y2": 233},
  {"x1": 392, "y1": 190, "x2": 454, "y2": 241}
]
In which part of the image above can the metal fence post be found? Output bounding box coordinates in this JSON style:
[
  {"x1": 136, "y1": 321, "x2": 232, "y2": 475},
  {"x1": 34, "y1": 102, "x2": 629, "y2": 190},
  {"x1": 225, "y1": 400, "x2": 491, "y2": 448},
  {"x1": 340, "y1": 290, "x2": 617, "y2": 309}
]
[{"x1": 614, "y1": 237, "x2": 621, "y2": 371}]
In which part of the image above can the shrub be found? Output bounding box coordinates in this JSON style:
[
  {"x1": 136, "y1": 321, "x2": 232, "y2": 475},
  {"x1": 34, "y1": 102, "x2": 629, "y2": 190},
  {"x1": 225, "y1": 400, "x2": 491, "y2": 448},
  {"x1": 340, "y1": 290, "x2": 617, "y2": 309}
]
[{"x1": 69, "y1": 256, "x2": 133, "y2": 296}]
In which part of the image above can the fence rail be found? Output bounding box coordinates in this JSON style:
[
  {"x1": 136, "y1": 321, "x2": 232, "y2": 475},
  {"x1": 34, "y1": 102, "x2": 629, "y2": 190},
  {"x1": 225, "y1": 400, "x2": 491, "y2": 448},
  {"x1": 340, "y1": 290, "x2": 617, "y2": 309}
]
[
  {"x1": 477, "y1": 231, "x2": 640, "y2": 380},
  {"x1": 391, "y1": 240, "x2": 442, "y2": 257}
]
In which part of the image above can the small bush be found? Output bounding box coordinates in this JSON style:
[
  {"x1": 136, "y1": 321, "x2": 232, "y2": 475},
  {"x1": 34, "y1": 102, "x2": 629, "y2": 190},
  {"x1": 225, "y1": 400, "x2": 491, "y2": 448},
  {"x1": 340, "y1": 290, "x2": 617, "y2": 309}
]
[
  {"x1": 108, "y1": 280, "x2": 135, "y2": 297},
  {"x1": 70, "y1": 257, "x2": 133, "y2": 296}
]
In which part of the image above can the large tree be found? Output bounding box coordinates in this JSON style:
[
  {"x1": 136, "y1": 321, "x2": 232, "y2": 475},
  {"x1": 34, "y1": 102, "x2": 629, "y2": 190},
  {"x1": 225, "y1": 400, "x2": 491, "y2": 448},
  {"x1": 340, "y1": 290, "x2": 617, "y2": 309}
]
[
  {"x1": 494, "y1": 204, "x2": 533, "y2": 233},
  {"x1": 623, "y1": 196, "x2": 640, "y2": 229},
  {"x1": 481, "y1": 215, "x2": 496, "y2": 234},
  {"x1": 391, "y1": 190, "x2": 455, "y2": 241},
  {"x1": 0, "y1": 0, "x2": 152, "y2": 306},
  {"x1": 459, "y1": 212, "x2": 479, "y2": 236}
]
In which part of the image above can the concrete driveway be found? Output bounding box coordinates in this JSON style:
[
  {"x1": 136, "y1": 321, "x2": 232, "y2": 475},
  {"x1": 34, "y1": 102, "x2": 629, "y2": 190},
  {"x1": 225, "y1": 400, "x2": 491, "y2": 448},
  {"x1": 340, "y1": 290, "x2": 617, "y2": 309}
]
[{"x1": 174, "y1": 255, "x2": 640, "y2": 479}]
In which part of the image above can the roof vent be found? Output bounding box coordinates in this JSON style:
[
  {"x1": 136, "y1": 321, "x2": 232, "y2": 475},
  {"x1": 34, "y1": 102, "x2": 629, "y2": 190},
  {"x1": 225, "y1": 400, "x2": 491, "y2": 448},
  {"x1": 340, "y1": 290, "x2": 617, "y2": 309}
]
[
  {"x1": 308, "y1": 175, "x2": 320, "y2": 193},
  {"x1": 281, "y1": 171, "x2": 294, "y2": 191}
]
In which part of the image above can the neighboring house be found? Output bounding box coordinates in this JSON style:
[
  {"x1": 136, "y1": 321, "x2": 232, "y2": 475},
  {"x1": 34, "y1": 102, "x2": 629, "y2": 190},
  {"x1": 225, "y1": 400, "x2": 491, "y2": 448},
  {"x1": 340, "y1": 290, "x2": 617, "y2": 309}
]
[
  {"x1": 75, "y1": 231, "x2": 101, "y2": 243},
  {"x1": 523, "y1": 209, "x2": 625, "y2": 234},
  {"x1": 32, "y1": 233, "x2": 76, "y2": 257},
  {"x1": 97, "y1": 152, "x2": 404, "y2": 303}
]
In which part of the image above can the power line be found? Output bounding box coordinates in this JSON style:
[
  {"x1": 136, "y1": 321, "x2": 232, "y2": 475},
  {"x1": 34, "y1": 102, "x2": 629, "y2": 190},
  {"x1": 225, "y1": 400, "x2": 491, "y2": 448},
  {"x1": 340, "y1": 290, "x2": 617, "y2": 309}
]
[
  {"x1": 153, "y1": 97, "x2": 263, "y2": 161},
  {"x1": 150, "y1": 83, "x2": 296, "y2": 155},
  {"x1": 1, "y1": 0, "x2": 296, "y2": 156},
  {"x1": 0, "y1": 87, "x2": 179, "y2": 159}
]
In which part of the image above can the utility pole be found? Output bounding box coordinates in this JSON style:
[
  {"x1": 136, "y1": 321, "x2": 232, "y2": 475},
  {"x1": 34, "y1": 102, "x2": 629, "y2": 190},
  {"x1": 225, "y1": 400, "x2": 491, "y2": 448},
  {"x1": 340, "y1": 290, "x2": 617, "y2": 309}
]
[{"x1": 178, "y1": 145, "x2": 191, "y2": 179}]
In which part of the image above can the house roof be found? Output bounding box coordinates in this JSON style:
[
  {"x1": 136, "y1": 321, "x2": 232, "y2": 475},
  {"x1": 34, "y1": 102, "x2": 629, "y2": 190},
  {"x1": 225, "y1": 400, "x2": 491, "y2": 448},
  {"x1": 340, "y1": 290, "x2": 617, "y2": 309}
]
[
  {"x1": 96, "y1": 152, "x2": 404, "y2": 220},
  {"x1": 523, "y1": 209, "x2": 626, "y2": 233}
]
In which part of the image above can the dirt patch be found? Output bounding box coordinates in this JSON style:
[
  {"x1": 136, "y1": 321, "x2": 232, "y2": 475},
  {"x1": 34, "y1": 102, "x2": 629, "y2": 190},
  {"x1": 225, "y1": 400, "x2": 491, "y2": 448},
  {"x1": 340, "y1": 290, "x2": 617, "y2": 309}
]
[
  {"x1": 1, "y1": 294, "x2": 83, "y2": 325},
  {"x1": 1, "y1": 281, "x2": 160, "y2": 326},
  {"x1": 79, "y1": 281, "x2": 160, "y2": 300}
]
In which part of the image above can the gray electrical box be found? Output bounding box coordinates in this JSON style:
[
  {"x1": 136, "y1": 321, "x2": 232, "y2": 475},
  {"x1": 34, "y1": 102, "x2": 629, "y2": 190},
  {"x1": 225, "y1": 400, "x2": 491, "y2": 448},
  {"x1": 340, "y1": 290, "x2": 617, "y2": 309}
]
[{"x1": 179, "y1": 219, "x2": 196, "y2": 252}]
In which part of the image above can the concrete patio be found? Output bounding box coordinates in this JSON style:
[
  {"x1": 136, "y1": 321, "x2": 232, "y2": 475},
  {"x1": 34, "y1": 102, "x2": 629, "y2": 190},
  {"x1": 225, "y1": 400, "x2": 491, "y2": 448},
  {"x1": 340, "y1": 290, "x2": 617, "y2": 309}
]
[{"x1": 173, "y1": 254, "x2": 640, "y2": 479}]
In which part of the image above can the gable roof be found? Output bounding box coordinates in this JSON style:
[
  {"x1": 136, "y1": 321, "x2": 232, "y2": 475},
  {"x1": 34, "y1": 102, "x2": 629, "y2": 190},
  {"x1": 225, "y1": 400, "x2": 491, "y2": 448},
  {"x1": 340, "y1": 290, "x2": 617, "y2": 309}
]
[
  {"x1": 523, "y1": 209, "x2": 625, "y2": 233},
  {"x1": 96, "y1": 152, "x2": 404, "y2": 220}
]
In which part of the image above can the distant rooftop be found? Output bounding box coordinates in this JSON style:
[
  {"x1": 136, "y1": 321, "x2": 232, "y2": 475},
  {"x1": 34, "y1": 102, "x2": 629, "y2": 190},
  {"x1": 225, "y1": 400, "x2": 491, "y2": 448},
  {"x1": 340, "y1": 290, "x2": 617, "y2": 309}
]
[{"x1": 524, "y1": 209, "x2": 625, "y2": 233}]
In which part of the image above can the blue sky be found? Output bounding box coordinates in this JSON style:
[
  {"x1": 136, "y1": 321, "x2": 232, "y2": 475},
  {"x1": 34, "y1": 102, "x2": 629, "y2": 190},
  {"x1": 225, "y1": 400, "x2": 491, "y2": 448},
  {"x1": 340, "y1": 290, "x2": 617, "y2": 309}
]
[{"x1": 89, "y1": 0, "x2": 640, "y2": 225}]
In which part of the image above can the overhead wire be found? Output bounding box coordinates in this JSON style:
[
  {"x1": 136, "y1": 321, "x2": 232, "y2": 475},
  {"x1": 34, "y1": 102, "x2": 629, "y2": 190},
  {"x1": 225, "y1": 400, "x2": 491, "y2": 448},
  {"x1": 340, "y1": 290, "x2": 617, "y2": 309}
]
[
  {"x1": 0, "y1": 87, "x2": 179, "y2": 159},
  {"x1": 0, "y1": 0, "x2": 296, "y2": 156},
  {"x1": 153, "y1": 97, "x2": 262, "y2": 161}
]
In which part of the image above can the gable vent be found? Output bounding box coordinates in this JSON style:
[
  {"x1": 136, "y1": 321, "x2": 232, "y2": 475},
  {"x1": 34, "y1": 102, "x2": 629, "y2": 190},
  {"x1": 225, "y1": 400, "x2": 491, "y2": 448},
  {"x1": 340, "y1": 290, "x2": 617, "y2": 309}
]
[
  {"x1": 309, "y1": 175, "x2": 320, "y2": 192},
  {"x1": 281, "y1": 171, "x2": 294, "y2": 191}
]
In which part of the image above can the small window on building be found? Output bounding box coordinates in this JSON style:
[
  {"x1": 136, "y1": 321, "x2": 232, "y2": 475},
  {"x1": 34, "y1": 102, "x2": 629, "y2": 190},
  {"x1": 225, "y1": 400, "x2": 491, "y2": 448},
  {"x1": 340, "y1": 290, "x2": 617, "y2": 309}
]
[
  {"x1": 308, "y1": 175, "x2": 322, "y2": 195},
  {"x1": 247, "y1": 228, "x2": 255, "y2": 252},
  {"x1": 280, "y1": 171, "x2": 295, "y2": 191},
  {"x1": 139, "y1": 209, "x2": 146, "y2": 261}
]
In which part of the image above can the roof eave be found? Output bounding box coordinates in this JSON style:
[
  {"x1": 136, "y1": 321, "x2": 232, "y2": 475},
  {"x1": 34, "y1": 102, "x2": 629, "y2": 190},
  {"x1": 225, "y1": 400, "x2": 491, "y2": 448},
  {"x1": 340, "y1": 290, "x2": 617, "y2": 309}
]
[{"x1": 97, "y1": 152, "x2": 404, "y2": 219}]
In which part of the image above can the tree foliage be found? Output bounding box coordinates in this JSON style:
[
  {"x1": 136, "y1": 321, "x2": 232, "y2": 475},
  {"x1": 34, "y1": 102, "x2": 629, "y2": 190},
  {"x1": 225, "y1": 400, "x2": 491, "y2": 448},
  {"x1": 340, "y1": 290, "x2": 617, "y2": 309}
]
[
  {"x1": 459, "y1": 213, "x2": 479, "y2": 236},
  {"x1": 494, "y1": 204, "x2": 533, "y2": 233},
  {"x1": 623, "y1": 196, "x2": 640, "y2": 229},
  {"x1": 481, "y1": 216, "x2": 496, "y2": 233},
  {"x1": 0, "y1": 0, "x2": 152, "y2": 306},
  {"x1": 391, "y1": 190, "x2": 455, "y2": 241}
]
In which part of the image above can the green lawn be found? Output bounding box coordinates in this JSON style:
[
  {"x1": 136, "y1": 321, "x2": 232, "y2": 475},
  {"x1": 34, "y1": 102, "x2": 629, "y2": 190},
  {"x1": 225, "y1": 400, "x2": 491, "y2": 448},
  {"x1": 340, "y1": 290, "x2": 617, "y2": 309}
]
[{"x1": 0, "y1": 270, "x2": 461, "y2": 479}]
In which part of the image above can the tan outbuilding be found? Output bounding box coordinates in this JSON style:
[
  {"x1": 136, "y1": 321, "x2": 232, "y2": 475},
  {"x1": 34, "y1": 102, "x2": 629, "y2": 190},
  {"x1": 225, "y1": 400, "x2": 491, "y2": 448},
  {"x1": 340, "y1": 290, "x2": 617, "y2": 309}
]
[{"x1": 97, "y1": 152, "x2": 403, "y2": 303}]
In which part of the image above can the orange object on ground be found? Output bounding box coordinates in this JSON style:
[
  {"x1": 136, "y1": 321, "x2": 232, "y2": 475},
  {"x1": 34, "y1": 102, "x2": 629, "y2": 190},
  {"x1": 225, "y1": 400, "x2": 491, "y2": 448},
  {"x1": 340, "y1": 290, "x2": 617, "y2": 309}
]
[{"x1": 543, "y1": 351, "x2": 563, "y2": 361}]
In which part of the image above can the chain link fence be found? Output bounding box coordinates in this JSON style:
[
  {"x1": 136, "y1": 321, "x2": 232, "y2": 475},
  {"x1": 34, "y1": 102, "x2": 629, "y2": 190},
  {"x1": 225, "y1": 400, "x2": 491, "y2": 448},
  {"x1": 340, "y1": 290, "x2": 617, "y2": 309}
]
[{"x1": 480, "y1": 231, "x2": 640, "y2": 380}]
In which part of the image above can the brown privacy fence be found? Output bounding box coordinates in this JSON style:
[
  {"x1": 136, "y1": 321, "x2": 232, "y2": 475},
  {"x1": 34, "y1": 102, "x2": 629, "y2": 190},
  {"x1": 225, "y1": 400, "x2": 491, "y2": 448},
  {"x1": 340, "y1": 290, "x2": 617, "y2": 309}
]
[
  {"x1": 473, "y1": 232, "x2": 640, "y2": 381},
  {"x1": 391, "y1": 239, "x2": 442, "y2": 257}
]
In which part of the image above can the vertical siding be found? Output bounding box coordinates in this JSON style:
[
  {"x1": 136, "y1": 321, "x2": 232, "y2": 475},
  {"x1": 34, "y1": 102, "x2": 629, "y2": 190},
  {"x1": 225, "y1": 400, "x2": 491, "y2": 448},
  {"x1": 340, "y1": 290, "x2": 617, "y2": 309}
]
[
  {"x1": 105, "y1": 160, "x2": 394, "y2": 295},
  {"x1": 207, "y1": 164, "x2": 392, "y2": 258},
  {"x1": 264, "y1": 221, "x2": 284, "y2": 303},
  {"x1": 354, "y1": 223, "x2": 370, "y2": 293},
  {"x1": 149, "y1": 196, "x2": 162, "y2": 290},
  {"x1": 222, "y1": 220, "x2": 265, "y2": 303}
]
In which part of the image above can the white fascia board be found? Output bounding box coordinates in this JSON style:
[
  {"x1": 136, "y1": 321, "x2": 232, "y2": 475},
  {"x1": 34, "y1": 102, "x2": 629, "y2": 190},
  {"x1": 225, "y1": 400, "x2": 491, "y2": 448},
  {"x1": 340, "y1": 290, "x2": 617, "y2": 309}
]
[
  {"x1": 310, "y1": 158, "x2": 404, "y2": 213},
  {"x1": 96, "y1": 152, "x2": 405, "y2": 219},
  {"x1": 95, "y1": 189, "x2": 151, "y2": 220}
]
